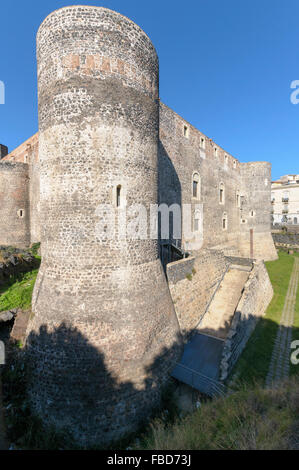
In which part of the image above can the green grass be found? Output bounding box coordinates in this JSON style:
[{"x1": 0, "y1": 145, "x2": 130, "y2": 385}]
[
  {"x1": 230, "y1": 251, "x2": 296, "y2": 385},
  {"x1": 0, "y1": 269, "x2": 39, "y2": 312},
  {"x1": 290, "y1": 252, "x2": 299, "y2": 375},
  {"x1": 135, "y1": 376, "x2": 299, "y2": 450}
]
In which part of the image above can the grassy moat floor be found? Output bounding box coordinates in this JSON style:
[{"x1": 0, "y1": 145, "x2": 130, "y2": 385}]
[{"x1": 0, "y1": 250, "x2": 298, "y2": 449}]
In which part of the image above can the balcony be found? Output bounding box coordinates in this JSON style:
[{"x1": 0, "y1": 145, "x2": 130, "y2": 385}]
[
  {"x1": 282, "y1": 197, "x2": 289, "y2": 203},
  {"x1": 282, "y1": 209, "x2": 289, "y2": 214},
  {"x1": 271, "y1": 199, "x2": 275, "y2": 204}
]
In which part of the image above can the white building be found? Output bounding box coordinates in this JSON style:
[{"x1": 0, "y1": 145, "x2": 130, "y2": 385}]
[{"x1": 271, "y1": 174, "x2": 299, "y2": 225}]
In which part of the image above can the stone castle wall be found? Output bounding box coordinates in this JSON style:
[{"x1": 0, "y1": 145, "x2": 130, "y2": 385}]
[
  {"x1": 1, "y1": 110, "x2": 277, "y2": 261},
  {"x1": 167, "y1": 249, "x2": 229, "y2": 335},
  {"x1": 1, "y1": 134, "x2": 40, "y2": 245},
  {"x1": 24, "y1": 5, "x2": 181, "y2": 447},
  {"x1": 238, "y1": 162, "x2": 277, "y2": 260},
  {"x1": 159, "y1": 103, "x2": 242, "y2": 252},
  {"x1": 0, "y1": 162, "x2": 30, "y2": 247}
]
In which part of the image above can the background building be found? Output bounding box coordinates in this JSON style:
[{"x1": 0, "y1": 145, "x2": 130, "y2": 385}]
[{"x1": 271, "y1": 175, "x2": 299, "y2": 225}]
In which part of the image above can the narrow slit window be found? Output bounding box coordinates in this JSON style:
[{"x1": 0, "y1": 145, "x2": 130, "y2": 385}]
[
  {"x1": 219, "y1": 183, "x2": 225, "y2": 204},
  {"x1": 222, "y1": 213, "x2": 228, "y2": 230},
  {"x1": 183, "y1": 125, "x2": 189, "y2": 138},
  {"x1": 116, "y1": 185, "x2": 121, "y2": 208}
]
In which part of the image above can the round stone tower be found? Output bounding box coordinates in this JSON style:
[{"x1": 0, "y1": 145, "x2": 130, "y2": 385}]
[
  {"x1": 0, "y1": 162, "x2": 30, "y2": 248},
  {"x1": 25, "y1": 6, "x2": 181, "y2": 446}
]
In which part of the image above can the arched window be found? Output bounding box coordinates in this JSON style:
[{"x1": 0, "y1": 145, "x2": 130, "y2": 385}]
[
  {"x1": 194, "y1": 209, "x2": 201, "y2": 233},
  {"x1": 192, "y1": 172, "x2": 201, "y2": 199},
  {"x1": 236, "y1": 190, "x2": 240, "y2": 208},
  {"x1": 222, "y1": 212, "x2": 228, "y2": 231},
  {"x1": 294, "y1": 217, "x2": 298, "y2": 225},
  {"x1": 219, "y1": 182, "x2": 225, "y2": 204}
]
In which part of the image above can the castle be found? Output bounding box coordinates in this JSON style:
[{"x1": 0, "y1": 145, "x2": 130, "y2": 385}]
[{"x1": 0, "y1": 6, "x2": 277, "y2": 446}]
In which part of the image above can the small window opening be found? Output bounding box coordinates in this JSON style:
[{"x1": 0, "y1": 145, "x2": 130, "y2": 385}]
[
  {"x1": 233, "y1": 160, "x2": 237, "y2": 169},
  {"x1": 219, "y1": 183, "x2": 225, "y2": 204},
  {"x1": 192, "y1": 173, "x2": 200, "y2": 199},
  {"x1": 214, "y1": 147, "x2": 218, "y2": 157},
  {"x1": 116, "y1": 185, "x2": 121, "y2": 208},
  {"x1": 193, "y1": 180, "x2": 198, "y2": 198},
  {"x1": 222, "y1": 213, "x2": 227, "y2": 230},
  {"x1": 17, "y1": 209, "x2": 24, "y2": 218},
  {"x1": 200, "y1": 137, "x2": 205, "y2": 149},
  {"x1": 225, "y1": 155, "x2": 228, "y2": 165},
  {"x1": 183, "y1": 125, "x2": 189, "y2": 138}
]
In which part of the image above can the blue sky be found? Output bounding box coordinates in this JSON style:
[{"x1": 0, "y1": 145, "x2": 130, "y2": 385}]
[{"x1": 0, "y1": 0, "x2": 298, "y2": 180}]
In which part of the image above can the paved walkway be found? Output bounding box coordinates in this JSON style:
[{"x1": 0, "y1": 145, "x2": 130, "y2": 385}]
[{"x1": 266, "y1": 257, "x2": 299, "y2": 388}]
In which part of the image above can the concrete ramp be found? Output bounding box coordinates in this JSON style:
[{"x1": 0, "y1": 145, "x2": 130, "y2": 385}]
[
  {"x1": 197, "y1": 267, "x2": 250, "y2": 339},
  {"x1": 172, "y1": 264, "x2": 252, "y2": 396},
  {"x1": 172, "y1": 333, "x2": 225, "y2": 396}
]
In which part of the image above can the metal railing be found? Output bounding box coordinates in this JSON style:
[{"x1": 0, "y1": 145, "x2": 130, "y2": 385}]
[{"x1": 173, "y1": 361, "x2": 228, "y2": 398}]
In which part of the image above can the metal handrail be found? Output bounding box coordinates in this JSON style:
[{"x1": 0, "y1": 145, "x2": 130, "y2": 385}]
[{"x1": 173, "y1": 361, "x2": 228, "y2": 397}]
